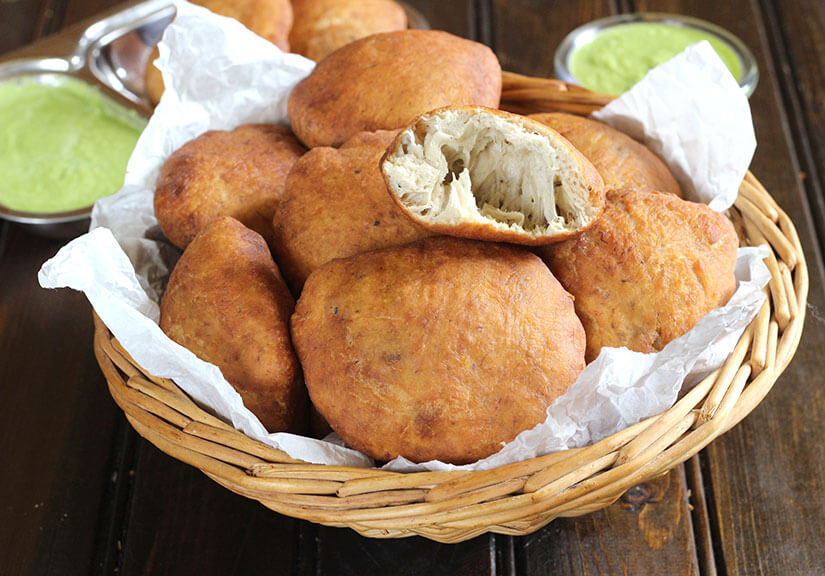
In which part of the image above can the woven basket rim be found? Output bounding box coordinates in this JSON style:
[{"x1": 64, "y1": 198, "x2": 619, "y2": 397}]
[{"x1": 93, "y1": 75, "x2": 808, "y2": 543}]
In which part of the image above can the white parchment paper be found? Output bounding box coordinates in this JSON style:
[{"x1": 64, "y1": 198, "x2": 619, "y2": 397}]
[
  {"x1": 593, "y1": 41, "x2": 757, "y2": 212},
  {"x1": 39, "y1": 4, "x2": 769, "y2": 471}
]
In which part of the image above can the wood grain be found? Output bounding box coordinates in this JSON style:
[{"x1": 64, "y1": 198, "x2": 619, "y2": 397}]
[
  {"x1": 0, "y1": 227, "x2": 123, "y2": 575},
  {"x1": 314, "y1": 526, "x2": 496, "y2": 575},
  {"x1": 118, "y1": 440, "x2": 300, "y2": 576},
  {"x1": 635, "y1": 0, "x2": 825, "y2": 573},
  {"x1": 0, "y1": 0, "x2": 53, "y2": 54},
  {"x1": 492, "y1": 0, "x2": 614, "y2": 76},
  {"x1": 405, "y1": 0, "x2": 475, "y2": 39},
  {"x1": 760, "y1": 0, "x2": 825, "y2": 250},
  {"x1": 517, "y1": 469, "x2": 699, "y2": 575}
]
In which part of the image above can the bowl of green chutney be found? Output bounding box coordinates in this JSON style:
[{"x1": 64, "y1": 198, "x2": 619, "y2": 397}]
[
  {"x1": 0, "y1": 68, "x2": 147, "y2": 238},
  {"x1": 554, "y1": 13, "x2": 758, "y2": 97}
]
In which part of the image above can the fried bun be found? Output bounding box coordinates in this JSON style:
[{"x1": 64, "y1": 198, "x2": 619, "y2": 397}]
[
  {"x1": 539, "y1": 188, "x2": 739, "y2": 362},
  {"x1": 530, "y1": 112, "x2": 682, "y2": 197},
  {"x1": 160, "y1": 217, "x2": 307, "y2": 432},
  {"x1": 289, "y1": 0, "x2": 407, "y2": 62},
  {"x1": 272, "y1": 130, "x2": 432, "y2": 291},
  {"x1": 287, "y1": 30, "x2": 502, "y2": 148},
  {"x1": 291, "y1": 236, "x2": 586, "y2": 464},
  {"x1": 154, "y1": 124, "x2": 306, "y2": 249}
]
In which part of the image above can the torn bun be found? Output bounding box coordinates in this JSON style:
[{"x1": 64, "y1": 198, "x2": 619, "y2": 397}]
[{"x1": 381, "y1": 106, "x2": 605, "y2": 245}]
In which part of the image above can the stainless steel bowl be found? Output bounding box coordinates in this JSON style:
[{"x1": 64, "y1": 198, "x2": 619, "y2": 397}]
[
  {"x1": 0, "y1": 0, "x2": 172, "y2": 238},
  {"x1": 554, "y1": 13, "x2": 759, "y2": 97}
]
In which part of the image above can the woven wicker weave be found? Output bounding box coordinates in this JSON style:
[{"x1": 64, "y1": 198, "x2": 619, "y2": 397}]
[{"x1": 93, "y1": 71, "x2": 808, "y2": 543}]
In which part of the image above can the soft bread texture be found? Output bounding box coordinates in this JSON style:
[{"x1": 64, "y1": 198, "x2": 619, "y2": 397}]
[
  {"x1": 381, "y1": 106, "x2": 605, "y2": 245},
  {"x1": 160, "y1": 217, "x2": 307, "y2": 433},
  {"x1": 287, "y1": 30, "x2": 502, "y2": 148},
  {"x1": 291, "y1": 236, "x2": 586, "y2": 464},
  {"x1": 154, "y1": 124, "x2": 305, "y2": 249},
  {"x1": 289, "y1": 0, "x2": 407, "y2": 62},
  {"x1": 530, "y1": 112, "x2": 682, "y2": 197},
  {"x1": 538, "y1": 188, "x2": 739, "y2": 362},
  {"x1": 272, "y1": 130, "x2": 432, "y2": 292}
]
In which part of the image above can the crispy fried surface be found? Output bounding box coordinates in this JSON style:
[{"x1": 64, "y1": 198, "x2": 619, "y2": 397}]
[
  {"x1": 291, "y1": 237, "x2": 585, "y2": 464},
  {"x1": 143, "y1": 0, "x2": 292, "y2": 106},
  {"x1": 529, "y1": 113, "x2": 682, "y2": 197},
  {"x1": 287, "y1": 30, "x2": 502, "y2": 148},
  {"x1": 154, "y1": 124, "x2": 306, "y2": 249},
  {"x1": 289, "y1": 0, "x2": 407, "y2": 62},
  {"x1": 272, "y1": 130, "x2": 432, "y2": 291},
  {"x1": 160, "y1": 217, "x2": 306, "y2": 433},
  {"x1": 539, "y1": 189, "x2": 738, "y2": 362}
]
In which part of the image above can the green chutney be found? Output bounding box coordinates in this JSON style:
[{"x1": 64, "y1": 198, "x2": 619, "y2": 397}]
[
  {"x1": 569, "y1": 22, "x2": 743, "y2": 95},
  {"x1": 0, "y1": 76, "x2": 146, "y2": 214}
]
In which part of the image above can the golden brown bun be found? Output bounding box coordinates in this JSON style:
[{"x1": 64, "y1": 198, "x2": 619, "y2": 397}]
[
  {"x1": 160, "y1": 216, "x2": 307, "y2": 433},
  {"x1": 154, "y1": 124, "x2": 306, "y2": 249},
  {"x1": 289, "y1": 0, "x2": 407, "y2": 62},
  {"x1": 272, "y1": 130, "x2": 432, "y2": 291},
  {"x1": 287, "y1": 30, "x2": 502, "y2": 148},
  {"x1": 529, "y1": 112, "x2": 682, "y2": 197},
  {"x1": 143, "y1": 0, "x2": 292, "y2": 106},
  {"x1": 291, "y1": 236, "x2": 586, "y2": 464},
  {"x1": 381, "y1": 106, "x2": 605, "y2": 246},
  {"x1": 200, "y1": 0, "x2": 292, "y2": 50},
  {"x1": 538, "y1": 189, "x2": 739, "y2": 363}
]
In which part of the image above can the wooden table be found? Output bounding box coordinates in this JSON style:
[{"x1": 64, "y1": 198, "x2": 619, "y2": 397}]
[{"x1": 1, "y1": 0, "x2": 824, "y2": 574}]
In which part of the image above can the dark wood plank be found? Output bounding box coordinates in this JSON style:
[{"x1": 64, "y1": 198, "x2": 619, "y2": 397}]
[
  {"x1": 685, "y1": 456, "x2": 717, "y2": 576},
  {"x1": 492, "y1": 0, "x2": 615, "y2": 76},
  {"x1": 634, "y1": 0, "x2": 825, "y2": 574},
  {"x1": 118, "y1": 440, "x2": 300, "y2": 576},
  {"x1": 0, "y1": 226, "x2": 125, "y2": 576},
  {"x1": 315, "y1": 527, "x2": 496, "y2": 576},
  {"x1": 404, "y1": 0, "x2": 475, "y2": 39},
  {"x1": 61, "y1": 0, "x2": 127, "y2": 28},
  {"x1": 0, "y1": 0, "x2": 65, "y2": 53},
  {"x1": 518, "y1": 469, "x2": 699, "y2": 575},
  {"x1": 0, "y1": 0, "x2": 45, "y2": 53},
  {"x1": 765, "y1": 0, "x2": 825, "y2": 261}
]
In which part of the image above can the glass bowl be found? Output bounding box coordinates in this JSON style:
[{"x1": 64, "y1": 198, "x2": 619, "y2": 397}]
[{"x1": 554, "y1": 13, "x2": 758, "y2": 97}]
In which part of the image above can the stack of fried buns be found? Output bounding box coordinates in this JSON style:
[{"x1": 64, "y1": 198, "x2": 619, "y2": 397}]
[
  {"x1": 144, "y1": 0, "x2": 410, "y2": 105},
  {"x1": 154, "y1": 26, "x2": 739, "y2": 465}
]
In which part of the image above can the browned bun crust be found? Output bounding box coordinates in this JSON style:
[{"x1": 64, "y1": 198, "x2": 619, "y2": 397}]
[
  {"x1": 143, "y1": 0, "x2": 292, "y2": 106},
  {"x1": 160, "y1": 216, "x2": 307, "y2": 433},
  {"x1": 291, "y1": 236, "x2": 586, "y2": 464},
  {"x1": 200, "y1": 0, "x2": 292, "y2": 50},
  {"x1": 289, "y1": 0, "x2": 407, "y2": 62},
  {"x1": 538, "y1": 189, "x2": 739, "y2": 363},
  {"x1": 529, "y1": 112, "x2": 683, "y2": 197},
  {"x1": 381, "y1": 106, "x2": 605, "y2": 246},
  {"x1": 272, "y1": 130, "x2": 432, "y2": 292},
  {"x1": 154, "y1": 124, "x2": 306, "y2": 249},
  {"x1": 287, "y1": 30, "x2": 502, "y2": 148}
]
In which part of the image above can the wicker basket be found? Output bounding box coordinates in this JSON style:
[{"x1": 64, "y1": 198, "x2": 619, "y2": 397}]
[{"x1": 93, "y1": 71, "x2": 808, "y2": 543}]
